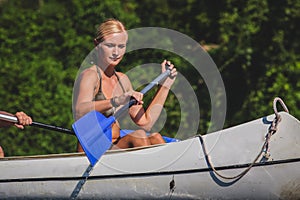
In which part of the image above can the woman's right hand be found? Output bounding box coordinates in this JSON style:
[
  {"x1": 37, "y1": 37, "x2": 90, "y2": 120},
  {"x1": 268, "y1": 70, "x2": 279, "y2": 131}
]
[
  {"x1": 114, "y1": 90, "x2": 144, "y2": 106},
  {"x1": 15, "y1": 111, "x2": 32, "y2": 129}
]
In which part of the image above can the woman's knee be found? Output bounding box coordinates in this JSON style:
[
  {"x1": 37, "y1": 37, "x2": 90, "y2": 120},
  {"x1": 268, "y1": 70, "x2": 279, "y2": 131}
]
[
  {"x1": 129, "y1": 130, "x2": 150, "y2": 146},
  {"x1": 148, "y1": 132, "x2": 165, "y2": 144}
]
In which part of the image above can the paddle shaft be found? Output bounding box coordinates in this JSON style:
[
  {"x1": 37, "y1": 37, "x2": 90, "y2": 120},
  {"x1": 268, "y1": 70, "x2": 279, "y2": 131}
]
[
  {"x1": 114, "y1": 68, "x2": 171, "y2": 119},
  {"x1": 0, "y1": 113, "x2": 74, "y2": 135}
]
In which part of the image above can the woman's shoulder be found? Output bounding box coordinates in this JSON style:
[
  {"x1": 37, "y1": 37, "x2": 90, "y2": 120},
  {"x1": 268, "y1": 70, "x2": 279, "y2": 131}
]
[
  {"x1": 80, "y1": 65, "x2": 98, "y2": 76},
  {"x1": 76, "y1": 65, "x2": 99, "y2": 83}
]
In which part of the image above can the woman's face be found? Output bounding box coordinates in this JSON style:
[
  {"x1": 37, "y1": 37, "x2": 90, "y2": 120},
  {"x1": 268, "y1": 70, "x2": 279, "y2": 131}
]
[{"x1": 99, "y1": 31, "x2": 128, "y2": 68}]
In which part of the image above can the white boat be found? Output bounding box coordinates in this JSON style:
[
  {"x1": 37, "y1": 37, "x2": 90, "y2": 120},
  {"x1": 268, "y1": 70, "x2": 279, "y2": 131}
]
[{"x1": 0, "y1": 104, "x2": 299, "y2": 199}]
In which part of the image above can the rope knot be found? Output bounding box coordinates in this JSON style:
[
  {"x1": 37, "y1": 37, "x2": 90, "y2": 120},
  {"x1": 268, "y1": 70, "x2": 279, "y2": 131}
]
[{"x1": 269, "y1": 126, "x2": 277, "y2": 132}]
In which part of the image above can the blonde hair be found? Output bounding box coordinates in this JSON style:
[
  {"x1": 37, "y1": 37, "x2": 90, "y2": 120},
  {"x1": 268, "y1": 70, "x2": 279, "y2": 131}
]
[{"x1": 94, "y1": 18, "x2": 126, "y2": 45}]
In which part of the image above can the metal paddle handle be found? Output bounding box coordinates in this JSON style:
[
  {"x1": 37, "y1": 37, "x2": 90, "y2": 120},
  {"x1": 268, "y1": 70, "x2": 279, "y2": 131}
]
[
  {"x1": 0, "y1": 113, "x2": 74, "y2": 135},
  {"x1": 114, "y1": 66, "x2": 171, "y2": 119}
]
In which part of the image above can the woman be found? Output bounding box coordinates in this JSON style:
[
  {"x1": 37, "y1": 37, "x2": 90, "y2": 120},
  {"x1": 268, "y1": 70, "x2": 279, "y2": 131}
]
[
  {"x1": 0, "y1": 111, "x2": 32, "y2": 157},
  {"x1": 73, "y1": 18, "x2": 177, "y2": 151}
]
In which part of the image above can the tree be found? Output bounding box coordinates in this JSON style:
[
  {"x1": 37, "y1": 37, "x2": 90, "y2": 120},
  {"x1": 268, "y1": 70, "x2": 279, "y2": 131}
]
[
  {"x1": 0, "y1": 0, "x2": 140, "y2": 156},
  {"x1": 0, "y1": 0, "x2": 299, "y2": 156}
]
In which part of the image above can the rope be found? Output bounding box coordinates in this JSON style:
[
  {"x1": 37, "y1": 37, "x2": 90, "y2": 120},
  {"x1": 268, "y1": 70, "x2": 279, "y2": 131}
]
[
  {"x1": 200, "y1": 97, "x2": 289, "y2": 180},
  {"x1": 273, "y1": 97, "x2": 289, "y2": 116},
  {"x1": 264, "y1": 97, "x2": 289, "y2": 158},
  {"x1": 200, "y1": 134, "x2": 265, "y2": 180}
]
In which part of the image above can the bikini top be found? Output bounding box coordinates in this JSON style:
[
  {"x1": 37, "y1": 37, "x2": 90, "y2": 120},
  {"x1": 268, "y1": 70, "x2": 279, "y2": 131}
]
[{"x1": 94, "y1": 66, "x2": 126, "y2": 117}]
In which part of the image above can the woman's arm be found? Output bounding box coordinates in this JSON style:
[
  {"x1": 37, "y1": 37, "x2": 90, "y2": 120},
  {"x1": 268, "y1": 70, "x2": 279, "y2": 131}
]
[
  {"x1": 129, "y1": 60, "x2": 177, "y2": 131},
  {"x1": 73, "y1": 68, "x2": 114, "y2": 120}
]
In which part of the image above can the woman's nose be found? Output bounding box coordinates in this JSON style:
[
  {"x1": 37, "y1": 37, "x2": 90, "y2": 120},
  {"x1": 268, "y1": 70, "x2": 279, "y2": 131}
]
[{"x1": 112, "y1": 46, "x2": 119, "y2": 56}]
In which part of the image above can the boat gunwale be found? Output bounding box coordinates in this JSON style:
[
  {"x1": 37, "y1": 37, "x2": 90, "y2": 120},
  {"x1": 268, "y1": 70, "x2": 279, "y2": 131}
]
[{"x1": 0, "y1": 142, "x2": 170, "y2": 161}]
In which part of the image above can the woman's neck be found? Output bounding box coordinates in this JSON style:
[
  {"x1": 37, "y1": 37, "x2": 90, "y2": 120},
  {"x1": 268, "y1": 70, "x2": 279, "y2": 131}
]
[
  {"x1": 103, "y1": 66, "x2": 115, "y2": 77},
  {"x1": 97, "y1": 61, "x2": 116, "y2": 77},
  {"x1": 94, "y1": 51, "x2": 119, "y2": 77}
]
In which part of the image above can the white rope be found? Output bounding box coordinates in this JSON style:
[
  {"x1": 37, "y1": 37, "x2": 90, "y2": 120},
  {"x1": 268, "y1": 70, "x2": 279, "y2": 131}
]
[
  {"x1": 273, "y1": 97, "x2": 289, "y2": 116},
  {"x1": 200, "y1": 97, "x2": 287, "y2": 180}
]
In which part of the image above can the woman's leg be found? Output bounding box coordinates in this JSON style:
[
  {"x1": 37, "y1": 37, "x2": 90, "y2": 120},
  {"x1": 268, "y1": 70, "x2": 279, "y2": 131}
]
[
  {"x1": 77, "y1": 142, "x2": 84, "y2": 152},
  {"x1": 113, "y1": 129, "x2": 150, "y2": 149},
  {"x1": 148, "y1": 132, "x2": 166, "y2": 145}
]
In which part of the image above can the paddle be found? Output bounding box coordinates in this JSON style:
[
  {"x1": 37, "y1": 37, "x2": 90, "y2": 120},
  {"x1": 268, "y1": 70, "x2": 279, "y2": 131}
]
[
  {"x1": 72, "y1": 65, "x2": 172, "y2": 166},
  {"x1": 0, "y1": 113, "x2": 74, "y2": 135}
]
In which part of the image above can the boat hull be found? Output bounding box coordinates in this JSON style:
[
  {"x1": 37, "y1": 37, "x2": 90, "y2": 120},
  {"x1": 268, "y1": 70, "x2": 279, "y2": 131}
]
[{"x1": 0, "y1": 112, "x2": 299, "y2": 199}]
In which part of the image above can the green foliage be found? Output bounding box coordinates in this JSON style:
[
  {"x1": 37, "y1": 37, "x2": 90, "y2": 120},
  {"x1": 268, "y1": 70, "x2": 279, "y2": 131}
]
[
  {"x1": 0, "y1": 0, "x2": 299, "y2": 156},
  {"x1": 214, "y1": 0, "x2": 300, "y2": 126},
  {"x1": 0, "y1": 0, "x2": 140, "y2": 156}
]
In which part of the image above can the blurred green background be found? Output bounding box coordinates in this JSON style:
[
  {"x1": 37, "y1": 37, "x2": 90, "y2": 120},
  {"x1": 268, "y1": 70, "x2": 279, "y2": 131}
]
[{"x1": 0, "y1": 0, "x2": 299, "y2": 156}]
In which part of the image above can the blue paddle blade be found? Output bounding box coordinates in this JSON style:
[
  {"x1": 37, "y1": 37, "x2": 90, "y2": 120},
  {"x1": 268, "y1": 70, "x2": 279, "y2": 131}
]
[
  {"x1": 72, "y1": 110, "x2": 115, "y2": 166},
  {"x1": 162, "y1": 136, "x2": 180, "y2": 143}
]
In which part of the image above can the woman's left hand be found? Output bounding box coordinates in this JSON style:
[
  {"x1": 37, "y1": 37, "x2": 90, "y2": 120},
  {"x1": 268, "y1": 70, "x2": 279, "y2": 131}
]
[{"x1": 161, "y1": 60, "x2": 177, "y2": 89}]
